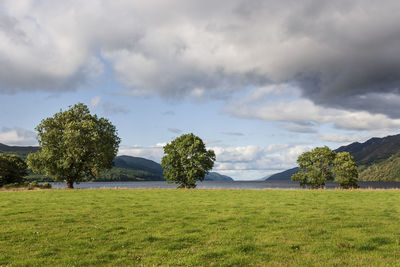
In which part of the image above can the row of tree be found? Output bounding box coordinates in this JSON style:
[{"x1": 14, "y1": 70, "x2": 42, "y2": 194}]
[
  {"x1": 1, "y1": 102, "x2": 359, "y2": 189},
  {"x1": 1, "y1": 103, "x2": 216, "y2": 189},
  {"x1": 291, "y1": 146, "x2": 359, "y2": 189}
]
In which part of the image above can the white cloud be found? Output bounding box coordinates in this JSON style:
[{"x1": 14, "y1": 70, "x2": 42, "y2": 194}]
[
  {"x1": 90, "y1": 96, "x2": 101, "y2": 109},
  {"x1": 0, "y1": 127, "x2": 37, "y2": 146},
  {"x1": 117, "y1": 142, "x2": 313, "y2": 180},
  {"x1": 210, "y1": 144, "x2": 313, "y2": 180},
  {"x1": 317, "y1": 130, "x2": 400, "y2": 146},
  {"x1": 155, "y1": 142, "x2": 167, "y2": 147},
  {"x1": 266, "y1": 144, "x2": 290, "y2": 152},
  {"x1": 317, "y1": 133, "x2": 368, "y2": 145},
  {"x1": 118, "y1": 145, "x2": 164, "y2": 163},
  {"x1": 226, "y1": 86, "x2": 400, "y2": 131},
  {"x1": 211, "y1": 145, "x2": 263, "y2": 162}
]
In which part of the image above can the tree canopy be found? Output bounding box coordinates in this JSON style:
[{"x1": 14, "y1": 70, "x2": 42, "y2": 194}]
[
  {"x1": 291, "y1": 146, "x2": 336, "y2": 189},
  {"x1": 333, "y1": 152, "x2": 359, "y2": 189},
  {"x1": 291, "y1": 146, "x2": 359, "y2": 189},
  {"x1": 161, "y1": 133, "x2": 216, "y2": 188},
  {"x1": 0, "y1": 154, "x2": 28, "y2": 186},
  {"x1": 27, "y1": 103, "x2": 120, "y2": 188}
]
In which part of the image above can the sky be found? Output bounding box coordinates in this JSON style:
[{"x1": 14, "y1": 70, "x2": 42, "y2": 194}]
[{"x1": 1, "y1": 0, "x2": 400, "y2": 180}]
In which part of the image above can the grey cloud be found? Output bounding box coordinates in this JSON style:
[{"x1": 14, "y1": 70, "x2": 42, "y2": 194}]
[
  {"x1": 279, "y1": 1, "x2": 400, "y2": 117},
  {"x1": 221, "y1": 132, "x2": 245, "y2": 136},
  {"x1": 162, "y1": 111, "x2": 175, "y2": 116},
  {"x1": 0, "y1": 13, "x2": 26, "y2": 44},
  {"x1": 283, "y1": 122, "x2": 318, "y2": 134},
  {"x1": 225, "y1": 91, "x2": 400, "y2": 131},
  {"x1": 2, "y1": 0, "x2": 400, "y2": 119},
  {"x1": 102, "y1": 102, "x2": 129, "y2": 115},
  {"x1": 167, "y1": 128, "x2": 182, "y2": 134},
  {"x1": 317, "y1": 133, "x2": 363, "y2": 144}
]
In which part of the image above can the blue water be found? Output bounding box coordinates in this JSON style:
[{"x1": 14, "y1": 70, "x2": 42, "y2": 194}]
[{"x1": 50, "y1": 180, "x2": 400, "y2": 189}]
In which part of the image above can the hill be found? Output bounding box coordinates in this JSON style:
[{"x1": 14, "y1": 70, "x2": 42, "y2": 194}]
[
  {"x1": 204, "y1": 172, "x2": 234, "y2": 181},
  {"x1": 0, "y1": 143, "x2": 233, "y2": 181},
  {"x1": 0, "y1": 143, "x2": 40, "y2": 158},
  {"x1": 99, "y1": 155, "x2": 165, "y2": 181},
  {"x1": 264, "y1": 167, "x2": 299, "y2": 181},
  {"x1": 358, "y1": 153, "x2": 400, "y2": 181},
  {"x1": 102, "y1": 155, "x2": 233, "y2": 181},
  {"x1": 335, "y1": 134, "x2": 400, "y2": 166},
  {"x1": 267, "y1": 133, "x2": 400, "y2": 181}
]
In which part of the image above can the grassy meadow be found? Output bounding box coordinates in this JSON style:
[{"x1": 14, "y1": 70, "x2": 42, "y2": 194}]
[{"x1": 1, "y1": 189, "x2": 400, "y2": 266}]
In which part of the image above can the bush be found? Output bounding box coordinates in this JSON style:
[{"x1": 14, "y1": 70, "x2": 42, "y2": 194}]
[
  {"x1": 3, "y1": 183, "x2": 22, "y2": 189},
  {"x1": 28, "y1": 181, "x2": 38, "y2": 189},
  {"x1": 2, "y1": 181, "x2": 52, "y2": 190},
  {"x1": 42, "y1": 182, "x2": 52, "y2": 189},
  {"x1": 0, "y1": 154, "x2": 28, "y2": 187}
]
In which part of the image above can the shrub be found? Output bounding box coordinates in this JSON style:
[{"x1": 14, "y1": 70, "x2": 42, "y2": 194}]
[
  {"x1": 42, "y1": 182, "x2": 52, "y2": 189},
  {"x1": 0, "y1": 154, "x2": 28, "y2": 187}
]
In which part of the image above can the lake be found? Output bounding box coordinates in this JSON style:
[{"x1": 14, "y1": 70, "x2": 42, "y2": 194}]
[{"x1": 50, "y1": 180, "x2": 400, "y2": 189}]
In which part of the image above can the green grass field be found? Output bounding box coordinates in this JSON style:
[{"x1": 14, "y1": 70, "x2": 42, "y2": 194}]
[{"x1": 1, "y1": 189, "x2": 399, "y2": 266}]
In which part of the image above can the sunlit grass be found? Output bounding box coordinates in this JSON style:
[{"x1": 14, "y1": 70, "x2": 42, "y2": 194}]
[{"x1": 1, "y1": 189, "x2": 399, "y2": 266}]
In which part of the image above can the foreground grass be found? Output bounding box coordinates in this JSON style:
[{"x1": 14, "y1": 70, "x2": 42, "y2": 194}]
[{"x1": 1, "y1": 189, "x2": 399, "y2": 266}]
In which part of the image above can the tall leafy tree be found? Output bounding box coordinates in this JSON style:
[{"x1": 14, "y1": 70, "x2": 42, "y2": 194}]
[
  {"x1": 333, "y1": 152, "x2": 359, "y2": 189},
  {"x1": 291, "y1": 146, "x2": 336, "y2": 189},
  {"x1": 0, "y1": 154, "x2": 28, "y2": 186},
  {"x1": 27, "y1": 103, "x2": 120, "y2": 188},
  {"x1": 161, "y1": 133, "x2": 216, "y2": 188}
]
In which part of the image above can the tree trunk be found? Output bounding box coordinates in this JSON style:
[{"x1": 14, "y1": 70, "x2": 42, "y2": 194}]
[{"x1": 66, "y1": 180, "x2": 74, "y2": 189}]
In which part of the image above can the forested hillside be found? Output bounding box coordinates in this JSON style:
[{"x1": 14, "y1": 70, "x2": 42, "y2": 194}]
[{"x1": 358, "y1": 153, "x2": 400, "y2": 181}]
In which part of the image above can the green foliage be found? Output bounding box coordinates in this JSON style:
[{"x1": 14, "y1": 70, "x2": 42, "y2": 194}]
[
  {"x1": 359, "y1": 153, "x2": 400, "y2": 181},
  {"x1": 333, "y1": 152, "x2": 359, "y2": 189},
  {"x1": 1, "y1": 190, "x2": 400, "y2": 266},
  {"x1": 0, "y1": 154, "x2": 28, "y2": 186},
  {"x1": 2, "y1": 182, "x2": 24, "y2": 189},
  {"x1": 161, "y1": 133, "x2": 216, "y2": 188},
  {"x1": 292, "y1": 146, "x2": 360, "y2": 189},
  {"x1": 2, "y1": 181, "x2": 52, "y2": 189},
  {"x1": 42, "y1": 182, "x2": 52, "y2": 189},
  {"x1": 291, "y1": 146, "x2": 336, "y2": 189},
  {"x1": 27, "y1": 103, "x2": 120, "y2": 188}
]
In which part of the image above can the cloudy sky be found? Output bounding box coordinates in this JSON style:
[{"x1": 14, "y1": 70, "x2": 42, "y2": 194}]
[{"x1": 1, "y1": 0, "x2": 400, "y2": 180}]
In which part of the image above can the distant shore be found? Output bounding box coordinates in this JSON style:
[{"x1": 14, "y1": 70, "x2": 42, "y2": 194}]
[{"x1": 44, "y1": 180, "x2": 400, "y2": 190}]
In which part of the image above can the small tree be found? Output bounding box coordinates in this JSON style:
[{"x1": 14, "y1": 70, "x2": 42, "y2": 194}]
[
  {"x1": 27, "y1": 103, "x2": 120, "y2": 188},
  {"x1": 333, "y1": 152, "x2": 359, "y2": 189},
  {"x1": 0, "y1": 154, "x2": 28, "y2": 186},
  {"x1": 161, "y1": 133, "x2": 216, "y2": 188},
  {"x1": 291, "y1": 146, "x2": 336, "y2": 189}
]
